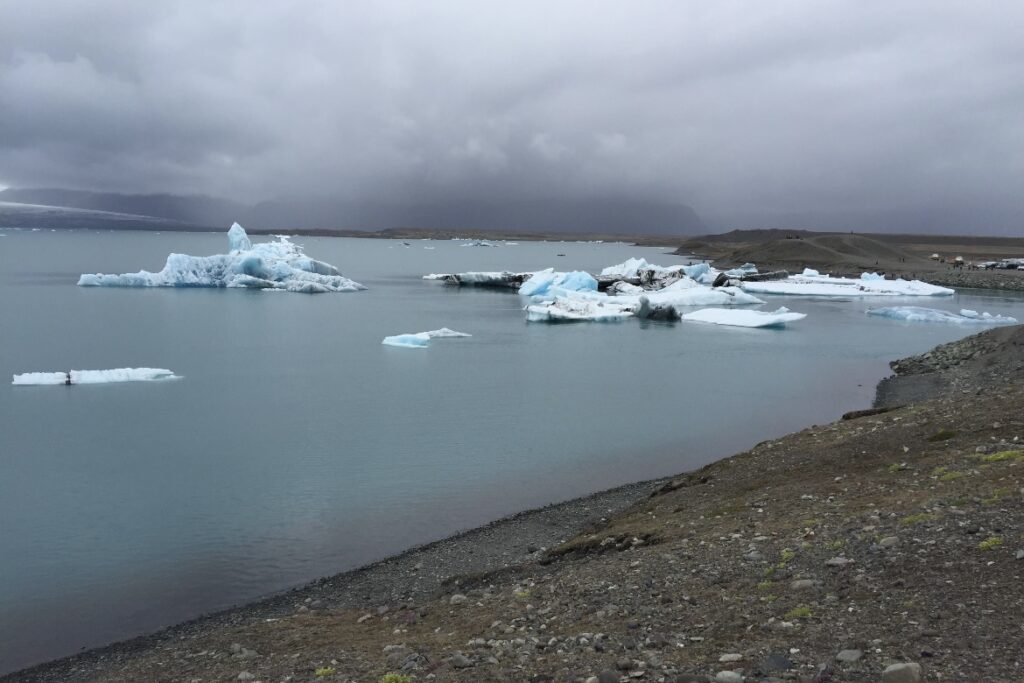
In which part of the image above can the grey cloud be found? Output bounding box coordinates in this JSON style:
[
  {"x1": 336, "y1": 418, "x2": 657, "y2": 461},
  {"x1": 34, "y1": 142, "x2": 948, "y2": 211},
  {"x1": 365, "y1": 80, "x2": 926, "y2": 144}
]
[{"x1": 0, "y1": 1, "x2": 1022, "y2": 233}]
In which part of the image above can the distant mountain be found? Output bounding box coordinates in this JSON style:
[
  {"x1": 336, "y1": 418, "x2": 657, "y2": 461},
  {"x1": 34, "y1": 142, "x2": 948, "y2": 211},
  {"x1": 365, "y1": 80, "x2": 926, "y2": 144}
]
[
  {"x1": 0, "y1": 200, "x2": 208, "y2": 232},
  {"x1": 0, "y1": 188, "x2": 705, "y2": 235}
]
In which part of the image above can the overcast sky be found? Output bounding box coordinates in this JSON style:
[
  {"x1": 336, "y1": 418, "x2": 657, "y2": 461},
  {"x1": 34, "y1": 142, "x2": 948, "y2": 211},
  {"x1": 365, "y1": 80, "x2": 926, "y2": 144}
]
[{"x1": 1, "y1": 1, "x2": 1022, "y2": 231}]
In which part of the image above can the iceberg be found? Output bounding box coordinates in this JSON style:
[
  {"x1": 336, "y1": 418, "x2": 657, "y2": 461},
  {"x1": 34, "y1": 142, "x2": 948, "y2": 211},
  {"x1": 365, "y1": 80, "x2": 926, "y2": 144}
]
[
  {"x1": 526, "y1": 297, "x2": 634, "y2": 323},
  {"x1": 422, "y1": 271, "x2": 531, "y2": 288},
  {"x1": 681, "y1": 307, "x2": 807, "y2": 328},
  {"x1": 742, "y1": 272, "x2": 953, "y2": 297},
  {"x1": 12, "y1": 368, "x2": 179, "y2": 385},
  {"x1": 78, "y1": 223, "x2": 366, "y2": 293},
  {"x1": 382, "y1": 328, "x2": 472, "y2": 348},
  {"x1": 517, "y1": 269, "x2": 597, "y2": 296},
  {"x1": 867, "y1": 307, "x2": 1018, "y2": 325}
]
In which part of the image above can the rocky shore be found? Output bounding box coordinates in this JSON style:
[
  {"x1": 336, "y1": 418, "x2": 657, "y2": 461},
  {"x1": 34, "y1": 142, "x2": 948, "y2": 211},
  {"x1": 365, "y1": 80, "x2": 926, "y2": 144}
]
[{"x1": 6, "y1": 327, "x2": 1024, "y2": 683}]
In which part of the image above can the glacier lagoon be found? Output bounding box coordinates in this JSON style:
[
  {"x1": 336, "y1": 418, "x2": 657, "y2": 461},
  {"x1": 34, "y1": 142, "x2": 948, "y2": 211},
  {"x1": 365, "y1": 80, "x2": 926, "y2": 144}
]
[{"x1": 2, "y1": 228, "x2": 1024, "y2": 673}]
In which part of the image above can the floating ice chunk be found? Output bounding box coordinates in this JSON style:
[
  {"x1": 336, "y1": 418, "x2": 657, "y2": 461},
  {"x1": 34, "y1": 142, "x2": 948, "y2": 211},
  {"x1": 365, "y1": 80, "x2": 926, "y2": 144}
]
[
  {"x1": 867, "y1": 306, "x2": 1018, "y2": 325},
  {"x1": 424, "y1": 271, "x2": 531, "y2": 288},
  {"x1": 681, "y1": 263, "x2": 711, "y2": 279},
  {"x1": 681, "y1": 307, "x2": 807, "y2": 328},
  {"x1": 227, "y1": 222, "x2": 251, "y2": 251},
  {"x1": 423, "y1": 327, "x2": 472, "y2": 338},
  {"x1": 641, "y1": 281, "x2": 765, "y2": 308},
  {"x1": 526, "y1": 297, "x2": 633, "y2": 323},
  {"x1": 742, "y1": 273, "x2": 953, "y2": 297},
  {"x1": 860, "y1": 272, "x2": 884, "y2": 281},
  {"x1": 13, "y1": 368, "x2": 179, "y2": 385},
  {"x1": 802, "y1": 268, "x2": 820, "y2": 277},
  {"x1": 78, "y1": 224, "x2": 365, "y2": 293},
  {"x1": 382, "y1": 328, "x2": 472, "y2": 348},
  {"x1": 382, "y1": 333, "x2": 430, "y2": 348},
  {"x1": 518, "y1": 269, "x2": 559, "y2": 296},
  {"x1": 557, "y1": 271, "x2": 598, "y2": 292},
  {"x1": 600, "y1": 257, "x2": 652, "y2": 278}
]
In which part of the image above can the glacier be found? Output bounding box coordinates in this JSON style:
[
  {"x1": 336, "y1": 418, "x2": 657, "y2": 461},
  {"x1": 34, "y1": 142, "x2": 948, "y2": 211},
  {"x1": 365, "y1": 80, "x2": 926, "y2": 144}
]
[
  {"x1": 12, "y1": 368, "x2": 180, "y2": 385},
  {"x1": 867, "y1": 307, "x2": 1018, "y2": 325},
  {"x1": 78, "y1": 223, "x2": 366, "y2": 293},
  {"x1": 681, "y1": 307, "x2": 807, "y2": 328},
  {"x1": 382, "y1": 328, "x2": 472, "y2": 348}
]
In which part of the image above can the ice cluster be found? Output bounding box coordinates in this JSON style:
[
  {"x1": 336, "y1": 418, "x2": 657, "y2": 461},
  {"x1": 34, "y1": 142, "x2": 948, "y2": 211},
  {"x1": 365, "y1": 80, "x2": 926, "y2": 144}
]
[
  {"x1": 78, "y1": 223, "x2": 366, "y2": 293},
  {"x1": 741, "y1": 269, "x2": 953, "y2": 297}
]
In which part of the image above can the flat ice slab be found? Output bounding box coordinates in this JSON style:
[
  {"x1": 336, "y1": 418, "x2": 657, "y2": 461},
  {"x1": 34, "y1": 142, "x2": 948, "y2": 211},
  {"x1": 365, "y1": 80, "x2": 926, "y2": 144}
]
[
  {"x1": 526, "y1": 297, "x2": 634, "y2": 323},
  {"x1": 741, "y1": 272, "x2": 953, "y2": 297},
  {"x1": 13, "y1": 368, "x2": 179, "y2": 385},
  {"x1": 78, "y1": 223, "x2": 366, "y2": 293},
  {"x1": 867, "y1": 307, "x2": 1018, "y2": 325},
  {"x1": 681, "y1": 307, "x2": 807, "y2": 328},
  {"x1": 382, "y1": 328, "x2": 472, "y2": 348}
]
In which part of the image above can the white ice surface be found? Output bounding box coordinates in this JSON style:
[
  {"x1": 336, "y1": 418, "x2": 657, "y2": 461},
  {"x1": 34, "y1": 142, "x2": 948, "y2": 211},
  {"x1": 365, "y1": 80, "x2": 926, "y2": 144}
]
[
  {"x1": 78, "y1": 223, "x2": 366, "y2": 293},
  {"x1": 867, "y1": 307, "x2": 1018, "y2": 325},
  {"x1": 12, "y1": 368, "x2": 179, "y2": 385},
  {"x1": 518, "y1": 269, "x2": 597, "y2": 296},
  {"x1": 382, "y1": 328, "x2": 472, "y2": 348},
  {"x1": 742, "y1": 273, "x2": 953, "y2": 297},
  {"x1": 526, "y1": 297, "x2": 634, "y2": 323},
  {"x1": 681, "y1": 307, "x2": 807, "y2": 328}
]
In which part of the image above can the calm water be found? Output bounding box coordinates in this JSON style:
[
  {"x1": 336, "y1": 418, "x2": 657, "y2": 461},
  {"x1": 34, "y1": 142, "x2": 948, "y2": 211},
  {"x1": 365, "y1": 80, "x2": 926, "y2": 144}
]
[{"x1": 2, "y1": 228, "x2": 1023, "y2": 673}]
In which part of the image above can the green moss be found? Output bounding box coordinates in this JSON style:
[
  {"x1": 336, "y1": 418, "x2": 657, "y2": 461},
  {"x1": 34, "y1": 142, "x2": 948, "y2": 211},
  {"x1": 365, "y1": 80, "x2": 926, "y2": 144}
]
[
  {"x1": 931, "y1": 466, "x2": 948, "y2": 476},
  {"x1": 980, "y1": 450, "x2": 1024, "y2": 463},
  {"x1": 825, "y1": 539, "x2": 845, "y2": 550},
  {"x1": 315, "y1": 668, "x2": 336, "y2": 678},
  {"x1": 780, "y1": 548, "x2": 796, "y2": 563},
  {"x1": 761, "y1": 594, "x2": 778, "y2": 603},
  {"x1": 757, "y1": 580, "x2": 774, "y2": 591},
  {"x1": 887, "y1": 463, "x2": 905, "y2": 473},
  {"x1": 939, "y1": 471, "x2": 965, "y2": 482},
  {"x1": 784, "y1": 605, "x2": 812, "y2": 619},
  {"x1": 378, "y1": 674, "x2": 413, "y2": 683},
  {"x1": 979, "y1": 537, "x2": 1004, "y2": 551},
  {"x1": 982, "y1": 487, "x2": 1012, "y2": 505}
]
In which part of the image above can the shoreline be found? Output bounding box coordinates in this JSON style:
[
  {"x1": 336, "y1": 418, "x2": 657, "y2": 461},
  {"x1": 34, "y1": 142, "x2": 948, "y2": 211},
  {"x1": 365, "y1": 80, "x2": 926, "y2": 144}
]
[{"x1": 3, "y1": 479, "x2": 666, "y2": 680}]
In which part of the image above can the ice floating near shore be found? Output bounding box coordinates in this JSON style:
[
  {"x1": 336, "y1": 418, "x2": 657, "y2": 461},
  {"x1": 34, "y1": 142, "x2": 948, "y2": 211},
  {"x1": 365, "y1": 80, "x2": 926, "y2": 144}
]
[
  {"x1": 681, "y1": 307, "x2": 806, "y2": 328},
  {"x1": 78, "y1": 223, "x2": 366, "y2": 293},
  {"x1": 867, "y1": 307, "x2": 1018, "y2": 325},
  {"x1": 382, "y1": 328, "x2": 472, "y2": 348},
  {"x1": 742, "y1": 272, "x2": 953, "y2": 297},
  {"x1": 423, "y1": 271, "x2": 531, "y2": 288},
  {"x1": 12, "y1": 368, "x2": 179, "y2": 385}
]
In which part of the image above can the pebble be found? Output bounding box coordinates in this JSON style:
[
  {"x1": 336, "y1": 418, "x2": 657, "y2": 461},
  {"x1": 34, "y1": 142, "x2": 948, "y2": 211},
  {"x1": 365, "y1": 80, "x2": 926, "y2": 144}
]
[
  {"x1": 449, "y1": 593, "x2": 468, "y2": 605},
  {"x1": 881, "y1": 662, "x2": 922, "y2": 683},
  {"x1": 836, "y1": 649, "x2": 863, "y2": 662},
  {"x1": 878, "y1": 536, "x2": 899, "y2": 548},
  {"x1": 1016, "y1": 549, "x2": 1024, "y2": 560},
  {"x1": 719, "y1": 653, "x2": 743, "y2": 662},
  {"x1": 237, "y1": 673, "x2": 255, "y2": 682},
  {"x1": 825, "y1": 556, "x2": 855, "y2": 567},
  {"x1": 714, "y1": 672, "x2": 743, "y2": 683},
  {"x1": 790, "y1": 579, "x2": 821, "y2": 591},
  {"x1": 598, "y1": 670, "x2": 620, "y2": 683}
]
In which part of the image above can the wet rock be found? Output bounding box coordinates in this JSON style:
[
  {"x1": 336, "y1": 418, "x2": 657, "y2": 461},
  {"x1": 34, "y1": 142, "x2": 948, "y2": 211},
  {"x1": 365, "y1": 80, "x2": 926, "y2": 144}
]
[{"x1": 881, "y1": 662, "x2": 922, "y2": 683}]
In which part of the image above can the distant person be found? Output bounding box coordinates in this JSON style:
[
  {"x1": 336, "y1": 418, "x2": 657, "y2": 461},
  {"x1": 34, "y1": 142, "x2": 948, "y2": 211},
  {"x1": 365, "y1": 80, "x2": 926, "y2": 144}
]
[{"x1": 65, "y1": 371, "x2": 72, "y2": 385}]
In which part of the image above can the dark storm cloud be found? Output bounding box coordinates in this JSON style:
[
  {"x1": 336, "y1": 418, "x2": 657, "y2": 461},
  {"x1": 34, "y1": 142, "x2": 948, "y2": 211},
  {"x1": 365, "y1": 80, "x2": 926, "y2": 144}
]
[{"x1": 1, "y1": 1, "x2": 1022, "y2": 232}]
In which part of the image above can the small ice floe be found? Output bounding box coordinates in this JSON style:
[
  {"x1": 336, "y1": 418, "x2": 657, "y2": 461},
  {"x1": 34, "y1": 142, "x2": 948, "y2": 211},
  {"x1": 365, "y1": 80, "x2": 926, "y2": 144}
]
[
  {"x1": 78, "y1": 223, "x2": 365, "y2": 293},
  {"x1": 867, "y1": 306, "x2": 1018, "y2": 325},
  {"x1": 741, "y1": 270, "x2": 953, "y2": 297},
  {"x1": 681, "y1": 307, "x2": 807, "y2": 328},
  {"x1": 12, "y1": 368, "x2": 180, "y2": 385},
  {"x1": 459, "y1": 239, "x2": 499, "y2": 247},
  {"x1": 382, "y1": 328, "x2": 472, "y2": 348},
  {"x1": 422, "y1": 271, "x2": 533, "y2": 288}
]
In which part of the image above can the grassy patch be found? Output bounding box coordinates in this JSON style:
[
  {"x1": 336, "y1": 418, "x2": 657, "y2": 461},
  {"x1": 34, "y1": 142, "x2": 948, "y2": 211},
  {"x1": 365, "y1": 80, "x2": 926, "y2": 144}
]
[
  {"x1": 900, "y1": 513, "x2": 936, "y2": 526},
  {"x1": 379, "y1": 675, "x2": 413, "y2": 683},
  {"x1": 785, "y1": 605, "x2": 812, "y2": 619},
  {"x1": 314, "y1": 668, "x2": 336, "y2": 678},
  {"x1": 825, "y1": 539, "x2": 845, "y2": 550},
  {"x1": 979, "y1": 537, "x2": 1004, "y2": 551},
  {"x1": 757, "y1": 580, "x2": 774, "y2": 590},
  {"x1": 939, "y1": 471, "x2": 965, "y2": 482},
  {"x1": 979, "y1": 450, "x2": 1024, "y2": 463},
  {"x1": 780, "y1": 548, "x2": 796, "y2": 563},
  {"x1": 982, "y1": 487, "x2": 1012, "y2": 505}
]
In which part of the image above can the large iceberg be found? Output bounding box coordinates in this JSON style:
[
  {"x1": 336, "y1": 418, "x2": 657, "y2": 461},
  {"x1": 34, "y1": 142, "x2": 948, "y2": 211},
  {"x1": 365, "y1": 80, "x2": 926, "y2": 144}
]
[
  {"x1": 382, "y1": 328, "x2": 472, "y2": 348},
  {"x1": 78, "y1": 223, "x2": 366, "y2": 293},
  {"x1": 13, "y1": 368, "x2": 179, "y2": 385},
  {"x1": 741, "y1": 271, "x2": 953, "y2": 297},
  {"x1": 867, "y1": 307, "x2": 1018, "y2": 325},
  {"x1": 518, "y1": 269, "x2": 598, "y2": 296},
  {"x1": 681, "y1": 307, "x2": 807, "y2": 328}
]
